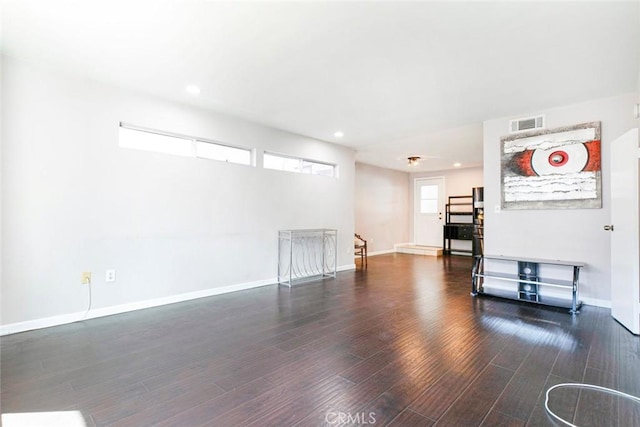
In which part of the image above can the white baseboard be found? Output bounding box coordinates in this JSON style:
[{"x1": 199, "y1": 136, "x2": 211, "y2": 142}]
[
  {"x1": 1, "y1": 278, "x2": 275, "y2": 336},
  {"x1": 338, "y1": 263, "x2": 356, "y2": 272},
  {"x1": 394, "y1": 243, "x2": 442, "y2": 257},
  {"x1": 395, "y1": 242, "x2": 412, "y2": 247},
  {"x1": 355, "y1": 247, "x2": 445, "y2": 258},
  {"x1": 1, "y1": 264, "x2": 356, "y2": 336},
  {"x1": 366, "y1": 249, "x2": 396, "y2": 257},
  {"x1": 4, "y1": 263, "x2": 605, "y2": 336},
  {"x1": 1, "y1": 312, "x2": 92, "y2": 337},
  {"x1": 581, "y1": 297, "x2": 611, "y2": 308}
]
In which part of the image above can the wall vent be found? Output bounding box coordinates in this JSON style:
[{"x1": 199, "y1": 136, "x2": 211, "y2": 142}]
[{"x1": 509, "y1": 115, "x2": 545, "y2": 133}]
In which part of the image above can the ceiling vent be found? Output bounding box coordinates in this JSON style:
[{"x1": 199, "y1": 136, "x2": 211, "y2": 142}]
[{"x1": 509, "y1": 115, "x2": 545, "y2": 133}]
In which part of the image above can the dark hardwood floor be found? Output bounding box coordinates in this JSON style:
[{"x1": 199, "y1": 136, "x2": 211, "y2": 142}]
[{"x1": 2, "y1": 254, "x2": 640, "y2": 426}]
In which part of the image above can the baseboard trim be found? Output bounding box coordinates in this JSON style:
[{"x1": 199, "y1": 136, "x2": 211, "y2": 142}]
[
  {"x1": 7, "y1": 263, "x2": 601, "y2": 336},
  {"x1": 581, "y1": 297, "x2": 611, "y2": 309},
  {"x1": 338, "y1": 263, "x2": 356, "y2": 272},
  {"x1": 1, "y1": 278, "x2": 275, "y2": 336},
  {"x1": 367, "y1": 249, "x2": 396, "y2": 257},
  {"x1": 353, "y1": 248, "x2": 447, "y2": 257},
  {"x1": 394, "y1": 243, "x2": 442, "y2": 257},
  {"x1": 1, "y1": 264, "x2": 356, "y2": 336}
]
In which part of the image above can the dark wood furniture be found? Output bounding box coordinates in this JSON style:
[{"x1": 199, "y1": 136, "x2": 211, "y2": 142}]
[
  {"x1": 354, "y1": 233, "x2": 367, "y2": 267},
  {"x1": 443, "y1": 195, "x2": 473, "y2": 255}
]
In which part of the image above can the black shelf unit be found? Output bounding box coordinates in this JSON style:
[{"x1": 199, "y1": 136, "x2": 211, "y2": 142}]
[
  {"x1": 472, "y1": 187, "x2": 484, "y2": 257},
  {"x1": 443, "y1": 195, "x2": 473, "y2": 255}
]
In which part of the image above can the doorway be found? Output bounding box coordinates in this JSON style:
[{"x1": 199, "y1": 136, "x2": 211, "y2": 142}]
[
  {"x1": 413, "y1": 177, "x2": 445, "y2": 247},
  {"x1": 610, "y1": 127, "x2": 639, "y2": 334}
]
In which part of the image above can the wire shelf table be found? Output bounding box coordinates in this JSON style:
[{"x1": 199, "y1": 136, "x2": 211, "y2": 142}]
[{"x1": 278, "y1": 229, "x2": 337, "y2": 287}]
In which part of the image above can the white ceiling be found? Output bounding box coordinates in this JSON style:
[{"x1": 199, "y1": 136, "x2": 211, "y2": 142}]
[{"x1": 3, "y1": 1, "x2": 639, "y2": 172}]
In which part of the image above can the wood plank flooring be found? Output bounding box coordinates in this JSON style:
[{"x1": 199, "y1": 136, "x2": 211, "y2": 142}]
[{"x1": 2, "y1": 254, "x2": 640, "y2": 426}]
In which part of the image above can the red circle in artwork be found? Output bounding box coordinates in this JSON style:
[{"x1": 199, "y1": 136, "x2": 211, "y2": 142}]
[{"x1": 548, "y1": 150, "x2": 569, "y2": 167}]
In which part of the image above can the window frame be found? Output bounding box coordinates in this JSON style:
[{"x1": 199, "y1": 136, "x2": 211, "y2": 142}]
[
  {"x1": 118, "y1": 122, "x2": 253, "y2": 166},
  {"x1": 263, "y1": 151, "x2": 337, "y2": 177}
]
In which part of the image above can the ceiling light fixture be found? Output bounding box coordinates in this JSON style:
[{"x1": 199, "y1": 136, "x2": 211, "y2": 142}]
[
  {"x1": 334, "y1": 131, "x2": 344, "y2": 138},
  {"x1": 185, "y1": 84, "x2": 201, "y2": 95},
  {"x1": 408, "y1": 156, "x2": 421, "y2": 166},
  {"x1": 453, "y1": 162, "x2": 461, "y2": 168}
]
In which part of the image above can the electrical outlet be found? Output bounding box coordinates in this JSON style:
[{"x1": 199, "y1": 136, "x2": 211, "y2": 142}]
[
  {"x1": 81, "y1": 272, "x2": 92, "y2": 285},
  {"x1": 106, "y1": 269, "x2": 116, "y2": 283}
]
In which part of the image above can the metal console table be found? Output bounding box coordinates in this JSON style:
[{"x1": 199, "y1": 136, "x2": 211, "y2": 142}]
[
  {"x1": 472, "y1": 255, "x2": 583, "y2": 314},
  {"x1": 278, "y1": 229, "x2": 337, "y2": 287}
]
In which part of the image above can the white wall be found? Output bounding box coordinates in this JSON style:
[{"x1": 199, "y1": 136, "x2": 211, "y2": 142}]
[
  {"x1": 1, "y1": 56, "x2": 355, "y2": 331},
  {"x1": 0, "y1": 55, "x2": 3, "y2": 326},
  {"x1": 355, "y1": 163, "x2": 409, "y2": 253},
  {"x1": 409, "y1": 167, "x2": 484, "y2": 243},
  {"x1": 483, "y1": 93, "x2": 638, "y2": 306}
]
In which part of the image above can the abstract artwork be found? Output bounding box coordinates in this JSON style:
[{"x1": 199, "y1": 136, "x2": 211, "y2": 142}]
[{"x1": 501, "y1": 122, "x2": 601, "y2": 210}]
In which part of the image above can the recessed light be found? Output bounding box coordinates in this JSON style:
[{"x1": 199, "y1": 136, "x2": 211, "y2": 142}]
[
  {"x1": 453, "y1": 162, "x2": 462, "y2": 168},
  {"x1": 185, "y1": 85, "x2": 201, "y2": 95},
  {"x1": 334, "y1": 131, "x2": 344, "y2": 138}
]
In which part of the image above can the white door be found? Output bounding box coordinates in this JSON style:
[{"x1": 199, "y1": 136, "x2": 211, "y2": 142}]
[
  {"x1": 610, "y1": 128, "x2": 639, "y2": 335},
  {"x1": 413, "y1": 177, "x2": 445, "y2": 246}
]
